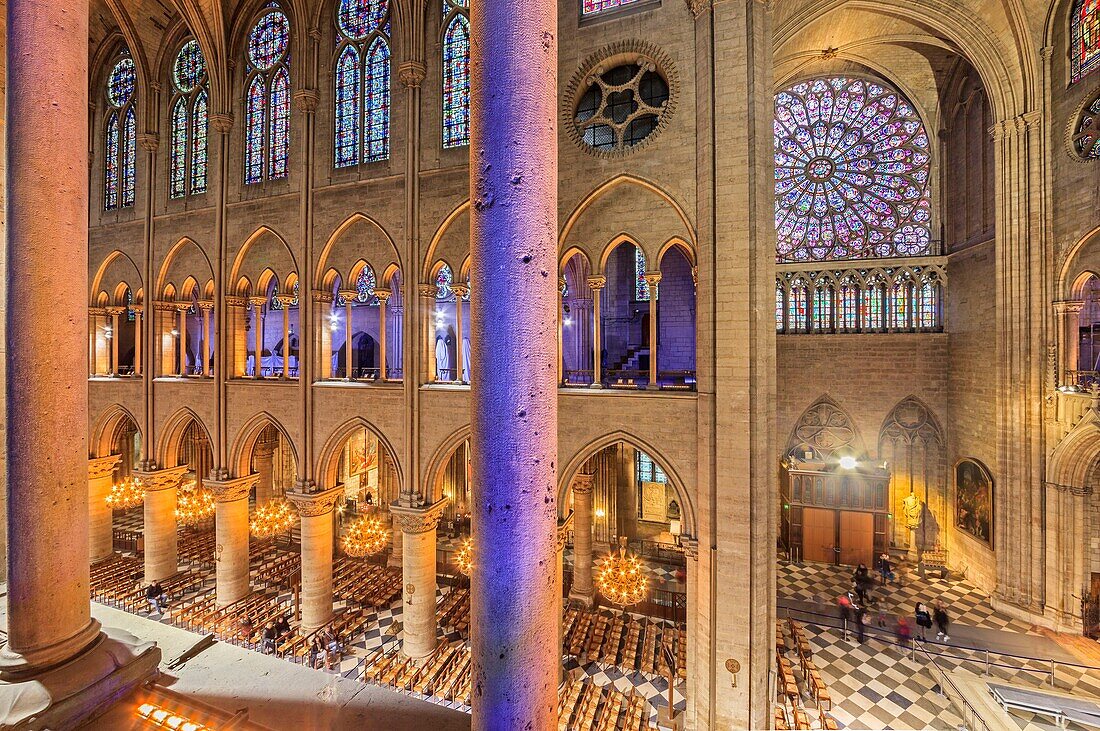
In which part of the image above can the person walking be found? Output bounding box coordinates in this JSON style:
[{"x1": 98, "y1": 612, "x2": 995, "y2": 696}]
[
  {"x1": 853, "y1": 563, "x2": 871, "y2": 604},
  {"x1": 933, "y1": 600, "x2": 950, "y2": 641},
  {"x1": 854, "y1": 604, "x2": 867, "y2": 644},
  {"x1": 914, "y1": 602, "x2": 932, "y2": 641},
  {"x1": 877, "y1": 553, "x2": 894, "y2": 586},
  {"x1": 308, "y1": 637, "x2": 322, "y2": 669},
  {"x1": 895, "y1": 616, "x2": 912, "y2": 647}
]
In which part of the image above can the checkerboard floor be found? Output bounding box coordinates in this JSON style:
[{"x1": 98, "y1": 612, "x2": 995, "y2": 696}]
[{"x1": 778, "y1": 560, "x2": 1034, "y2": 634}]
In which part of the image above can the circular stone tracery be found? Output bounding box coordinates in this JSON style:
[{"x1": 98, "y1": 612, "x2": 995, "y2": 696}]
[
  {"x1": 571, "y1": 55, "x2": 671, "y2": 154},
  {"x1": 337, "y1": 0, "x2": 388, "y2": 40},
  {"x1": 774, "y1": 76, "x2": 933, "y2": 262},
  {"x1": 1073, "y1": 93, "x2": 1100, "y2": 160},
  {"x1": 107, "y1": 57, "x2": 135, "y2": 108},
  {"x1": 248, "y1": 10, "x2": 290, "y2": 71},
  {"x1": 173, "y1": 40, "x2": 206, "y2": 93}
]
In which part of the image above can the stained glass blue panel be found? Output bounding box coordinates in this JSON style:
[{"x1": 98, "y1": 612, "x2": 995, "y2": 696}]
[
  {"x1": 105, "y1": 112, "x2": 120, "y2": 210},
  {"x1": 269, "y1": 67, "x2": 290, "y2": 179},
  {"x1": 634, "y1": 247, "x2": 650, "y2": 301},
  {"x1": 339, "y1": 0, "x2": 388, "y2": 39},
  {"x1": 443, "y1": 14, "x2": 470, "y2": 149},
  {"x1": 435, "y1": 264, "x2": 454, "y2": 301},
  {"x1": 122, "y1": 107, "x2": 136, "y2": 208},
  {"x1": 191, "y1": 90, "x2": 208, "y2": 194},
  {"x1": 170, "y1": 97, "x2": 188, "y2": 198},
  {"x1": 365, "y1": 38, "x2": 390, "y2": 162},
  {"x1": 173, "y1": 40, "x2": 206, "y2": 92},
  {"x1": 248, "y1": 10, "x2": 290, "y2": 71},
  {"x1": 582, "y1": 0, "x2": 642, "y2": 16},
  {"x1": 245, "y1": 76, "x2": 266, "y2": 184},
  {"x1": 356, "y1": 267, "x2": 377, "y2": 303},
  {"x1": 107, "y1": 57, "x2": 135, "y2": 107},
  {"x1": 335, "y1": 46, "x2": 361, "y2": 167}
]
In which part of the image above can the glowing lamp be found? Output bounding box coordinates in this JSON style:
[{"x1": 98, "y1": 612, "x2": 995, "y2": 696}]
[
  {"x1": 341, "y1": 515, "x2": 389, "y2": 557},
  {"x1": 839, "y1": 456, "x2": 858, "y2": 470},
  {"x1": 454, "y1": 537, "x2": 473, "y2": 576}
]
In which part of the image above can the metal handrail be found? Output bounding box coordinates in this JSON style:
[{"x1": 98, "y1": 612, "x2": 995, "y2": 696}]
[{"x1": 916, "y1": 640, "x2": 992, "y2": 731}]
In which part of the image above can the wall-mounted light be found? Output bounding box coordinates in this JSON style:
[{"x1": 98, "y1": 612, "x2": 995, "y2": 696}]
[
  {"x1": 563, "y1": 317, "x2": 573, "y2": 327},
  {"x1": 103, "y1": 326, "x2": 113, "y2": 340},
  {"x1": 595, "y1": 507, "x2": 606, "y2": 519},
  {"x1": 170, "y1": 328, "x2": 180, "y2": 337},
  {"x1": 839, "y1": 455, "x2": 858, "y2": 470}
]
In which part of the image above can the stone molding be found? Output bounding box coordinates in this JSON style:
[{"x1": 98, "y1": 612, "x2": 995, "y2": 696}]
[
  {"x1": 391, "y1": 499, "x2": 447, "y2": 535},
  {"x1": 685, "y1": 0, "x2": 711, "y2": 17},
  {"x1": 571, "y1": 472, "x2": 596, "y2": 495},
  {"x1": 206, "y1": 475, "x2": 259, "y2": 503},
  {"x1": 133, "y1": 466, "x2": 188, "y2": 492},
  {"x1": 198, "y1": 300, "x2": 215, "y2": 311},
  {"x1": 681, "y1": 536, "x2": 699, "y2": 560},
  {"x1": 337, "y1": 289, "x2": 358, "y2": 301},
  {"x1": 643, "y1": 271, "x2": 663, "y2": 287},
  {"x1": 418, "y1": 283, "x2": 438, "y2": 298},
  {"x1": 375, "y1": 288, "x2": 392, "y2": 302},
  {"x1": 293, "y1": 88, "x2": 320, "y2": 113},
  {"x1": 153, "y1": 301, "x2": 178, "y2": 313},
  {"x1": 225, "y1": 295, "x2": 248, "y2": 307},
  {"x1": 210, "y1": 113, "x2": 233, "y2": 135},
  {"x1": 248, "y1": 296, "x2": 268, "y2": 307},
  {"x1": 88, "y1": 455, "x2": 122, "y2": 481},
  {"x1": 105, "y1": 306, "x2": 126, "y2": 316},
  {"x1": 557, "y1": 512, "x2": 575, "y2": 552},
  {"x1": 286, "y1": 485, "x2": 343, "y2": 517},
  {"x1": 1054, "y1": 299, "x2": 1084, "y2": 315},
  {"x1": 312, "y1": 291, "x2": 334, "y2": 304},
  {"x1": 586, "y1": 275, "x2": 607, "y2": 290},
  {"x1": 398, "y1": 61, "x2": 427, "y2": 89},
  {"x1": 451, "y1": 283, "x2": 470, "y2": 298},
  {"x1": 274, "y1": 294, "x2": 296, "y2": 306},
  {"x1": 137, "y1": 133, "x2": 159, "y2": 153}
]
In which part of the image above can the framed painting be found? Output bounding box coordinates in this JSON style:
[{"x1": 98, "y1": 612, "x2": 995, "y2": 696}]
[{"x1": 954, "y1": 458, "x2": 993, "y2": 547}]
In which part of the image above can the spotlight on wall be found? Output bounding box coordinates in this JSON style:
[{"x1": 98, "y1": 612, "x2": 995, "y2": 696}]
[
  {"x1": 103, "y1": 327, "x2": 113, "y2": 340},
  {"x1": 839, "y1": 455, "x2": 858, "y2": 470},
  {"x1": 170, "y1": 328, "x2": 180, "y2": 336},
  {"x1": 563, "y1": 317, "x2": 573, "y2": 327},
  {"x1": 595, "y1": 507, "x2": 606, "y2": 519}
]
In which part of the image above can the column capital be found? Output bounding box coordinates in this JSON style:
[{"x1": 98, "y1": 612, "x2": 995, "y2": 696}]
[
  {"x1": 571, "y1": 471, "x2": 596, "y2": 495},
  {"x1": 680, "y1": 536, "x2": 700, "y2": 560},
  {"x1": 175, "y1": 302, "x2": 193, "y2": 313},
  {"x1": 556, "y1": 512, "x2": 575, "y2": 552},
  {"x1": 286, "y1": 485, "x2": 344, "y2": 517},
  {"x1": 390, "y1": 498, "x2": 447, "y2": 535},
  {"x1": 137, "y1": 133, "x2": 160, "y2": 153},
  {"x1": 88, "y1": 455, "x2": 122, "y2": 481},
  {"x1": 398, "y1": 61, "x2": 427, "y2": 89},
  {"x1": 133, "y1": 465, "x2": 188, "y2": 492},
  {"x1": 451, "y1": 283, "x2": 470, "y2": 299},
  {"x1": 153, "y1": 300, "x2": 178, "y2": 313},
  {"x1": 1054, "y1": 299, "x2": 1085, "y2": 315},
  {"x1": 643, "y1": 271, "x2": 663, "y2": 286},
  {"x1": 198, "y1": 300, "x2": 215, "y2": 311},
  {"x1": 586, "y1": 275, "x2": 607, "y2": 290},
  {"x1": 274, "y1": 294, "x2": 296, "y2": 307},
  {"x1": 131, "y1": 304, "x2": 144, "y2": 315},
  {"x1": 418, "y1": 283, "x2": 438, "y2": 299},
  {"x1": 374, "y1": 288, "x2": 392, "y2": 303},
  {"x1": 210, "y1": 113, "x2": 234, "y2": 135},
  {"x1": 312, "y1": 290, "x2": 334, "y2": 304},
  {"x1": 225, "y1": 295, "x2": 248, "y2": 308},
  {"x1": 685, "y1": 0, "x2": 711, "y2": 18},
  {"x1": 104, "y1": 306, "x2": 126, "y2": 316},
  {"x1": 338, "y1": 289, "x2": 358, "y2": 302},
  {"x1": 293, "y1": 88, "x2": 320, "y2": 113},
  {"x1": 205, "y1": 475, "x2": 258, "y2": 503},
  {"x1": 247, "y1": 296, "x2": 268, "y2": 308}
]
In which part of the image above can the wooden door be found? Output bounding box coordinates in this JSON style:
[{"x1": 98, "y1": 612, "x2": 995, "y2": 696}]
[
  {"x1": 802, "y1": 507, "x2": 836, "y2": 564},
  {"x1": 838, "y1": 511, "x2": 874, "y2": 567}
]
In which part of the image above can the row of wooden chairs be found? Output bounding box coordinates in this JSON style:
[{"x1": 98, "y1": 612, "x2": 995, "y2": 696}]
[
  {"x1": 176, "y1": 529, "x2": 217, "y2": 568},
  {"x1": 562, "y1": 607, "x2": 687, "y2": 680},
  {"x1": 436, "y1": 588, "x2": 470, "y2": 637},
  {"x1": 360, "y1": 641, "x2": 472, "y2": 706},
  {"x1": 556, "y1": 676, "x2": 650, "y2": 731},
  {"x1": 253, "y1": 551, "x2": 301, "y2": 589},
  {"x1": 277, "y1": 607, "x2": 371, "y2": 665},
  {"x1": 775, "y1": 620, "x2": 838, "y2": 730},
  {"x1": 332, "y1": 558, "x2": 402, "y2": 609}
]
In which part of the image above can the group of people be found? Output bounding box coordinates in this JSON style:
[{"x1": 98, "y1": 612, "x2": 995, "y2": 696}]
[
  {"x1": 307, "y1": 628, "x2": 345, "y2": 670},
  {"x1": 837, "y1": 555, "x2": 952, "y2": 646},
  {"x1": 259, "y1": 614, "x2": 294, "y2": 654}
]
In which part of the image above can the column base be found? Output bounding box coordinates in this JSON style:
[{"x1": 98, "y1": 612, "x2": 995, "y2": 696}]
[
  {"x1": 0, "y1": 626, "x2": 161, "y2": 730},
  {"x1": 569, "y1": 589, "x2": 596, "y2": 608},
  {"x1": 0, "y1": 620, "x2": 103, "y2": 679},
  {"x1": 588, "y1": 383, "x2": 603, "y2": 390}
]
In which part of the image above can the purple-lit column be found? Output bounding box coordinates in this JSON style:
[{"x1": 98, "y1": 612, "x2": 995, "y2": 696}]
[{"x1": 469, "y1": 0, "x2": 559, "y2": 726}]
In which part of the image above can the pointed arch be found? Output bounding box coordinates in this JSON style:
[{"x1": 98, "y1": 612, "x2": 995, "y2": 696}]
[
  {"x1": 229, "y1": 411, "x2": 300, "y2": 480},
  {"x1": 90, "y1": 403, "x2": 142, "y2": 459},
  {"x1": 157, "y1": 407, "x2": 213, "y2": 469},
  {"x1": 423, "y1": 200, "x2": 470, "y2": 282},
  {"x1": 230, "y1": 226, "x2": 298, "y2": 291},
  {"x1": 315, "y1": 212, "x2": 401, "y2": 288},
  {"x1": 158, "y1": 237, "x2": 215, "y2": 297},
  {"x1": 316, "y1": 416, "x2": 403, "y2": 492},
  {"x1": 91, "y1": 250, "x2": 144, "y2": 305}
]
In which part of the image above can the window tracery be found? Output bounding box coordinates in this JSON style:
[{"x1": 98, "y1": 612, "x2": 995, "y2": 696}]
[
  {"x1": 245, "y1": 6, "x2": 291, "y2": 184},
  {"x1": 105, "y1": 53, "x2": 137, "y2": 210},
  {"x1": 335, "y1": 0, "x2": 391, "y2": 167},
  {"x1": 169, "y1": 40, "x2": 209, "y2": 198},
  {"x1": 442, "y1": 0, "x2": 470, "y2": 149}
]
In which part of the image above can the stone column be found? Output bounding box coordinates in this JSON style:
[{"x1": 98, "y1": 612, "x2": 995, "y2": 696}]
[
  {"x1": 388, "y1": 512, "x2": 404, "y2": 569},
  {"x1": 556, "y1": 513, "x2": 574, "y2": 683},
  {"x1": 452, "y1": 283, "x2": 468, "y2": 383},
  {"x1": 133, "y1": 305, "x2": 144, "y2": 376},
  {"x1": 89, "y1": 455, "x2": 122, "y2": 563},
  {"x1": 1054, "y1": 300, "x2": 1084, "y2": 386},
  {"x1": 588, "y1": 276, "x2": 606, "y2": 388},
  {"x1": 199, "y1": 301, "x2": 214, "y2": 377},
  {"x1": 645, "y1": 271, "x2": 662, "y2": 390},
  {"x1": 207, "y1": 476, "x2": 258, "y2": 607},
  {"x1": 558, "y1": 278, "x2": 566, "y2": 384},
  {"x1": 340, "y1": 290, "x2": 357, "y2": 380},
  {"x1": 107, "y1": 307, "x2": 123, "y2": 376},
  {"x1": 225, "y1": 295, "x2": 248, "y2": 378},
  {"x1": 136, "y1": 466, "x2": 187, "y2": 582},
  {"x1": 276, "y1": 294, "x2": 294, "y2": 379},
  {"x1": 2, "y1": 0, "x2": 161, "y2": 704},
  {"x1": 315, "y1": 291, "x2": 335, "y2": 380},
  {"x1": 249, "y1": 296, "x2": 267, "y2": 378},
  {"x1": 377, "y1": 288, "x2": 391, "y2": 380},
  {"x1": 287, "y1": 487, "x2": 343, "y2": 631},
  {"x1": 392, "y1": 500, "x2": 446, "y2": 660},
  {"x1": 420, "y1": 284, "x2": 438, "y2": 381},
  {"x1": 253, "y1": 432, "x2": 278, "y2": 504},
  {"x1": 568, "y1": 473, "x2": 596, "y2": 607},
  {"x1": 177, "y1": 304, "x2": 190, "y2": 376},
  {"x1": 469, "y1": 0, "x2": 559, "y2": 722}
]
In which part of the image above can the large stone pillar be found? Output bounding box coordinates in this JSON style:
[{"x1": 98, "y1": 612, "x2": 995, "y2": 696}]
[
  {"x1": 388, "y1": 511, "x2": 404, "y2": 569},
  {"x1": 89, "y1": 455, "x2": 122, "y2": 563},
  {"x1": 556, "y1": 513, "x2": 574, "y2": 683},
  {"x1": 2, "y1": 1, "x2": 160, "y2": 717},
  {"x1": 568, "y1": 473, "x2": 596, "y2": 607},
  {"x1": 287, "y1": 487, "x2": 343, "y2": 632},
  {"x1": 469, "y1": 0, "x2": 559, "y2": 724},
  {"x1": 137, "y1": 466, "x2": 187, "y2": 582},
  {"x1": 392, "y1": 500, "x2": 446, "y2": 660},
  {"x1": 207, "y1": 476, "x2": 257, "y2": 607}
]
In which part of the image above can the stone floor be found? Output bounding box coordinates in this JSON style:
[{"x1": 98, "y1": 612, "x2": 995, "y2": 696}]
[{"x1": 779, "y1": 560, "x2": 1100, "y2": 730}]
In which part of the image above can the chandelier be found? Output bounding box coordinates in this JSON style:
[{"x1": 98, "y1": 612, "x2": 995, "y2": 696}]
[
  {"x1": 596, "y1": 537, "x2": 648, "y2": 607},
  {"x1": 175, "y1": 486, "x2": 215, "y2": 526},
  {"x1": 341, "y1": 515, "x2": 389, "y2": 557},
  {"x1": 250, "y1": 500, "x2": 297, "y2": 539},
  {"x1": 105, "y1": 477, "x2": 145, "y2": 510},
  {"x1": 454, "y1": 538, "x2": 473, "y2": 576}
]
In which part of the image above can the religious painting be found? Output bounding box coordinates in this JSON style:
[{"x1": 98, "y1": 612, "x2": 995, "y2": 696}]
[
  {"x1": 640, "y1": 482, "x2": 666, "y2": 523},
  {"x1": 954, "y1": 458, "x2": 993, "y2": 547}
]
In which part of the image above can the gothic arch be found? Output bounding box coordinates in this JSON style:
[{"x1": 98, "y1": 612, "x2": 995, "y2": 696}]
[
  {"x1": 89, "y1": 403, "x2": 142, "y2": 459},
  {"x1": 315, "y1": 213, "x2": 402, "y2": 289},
  {"x1": 91, "y1": 250, "x2": 144, "y2": 306},
  {"x1": 423, "y1": 200, "x2": 470, "y2": 283},
  {"x1": 229, "y1": 412, "x2": 300, "y2": 480},
  {"x1": 316, "y1": 416, "x2": 403, "y2": 492},
  {"x1": 157, "y1": 407, "x2": 213, "y2": 469},
  {"x1": 423, "y1": 424, "x2": 472, "y2": 503},
  {"x1": 558, "y1": 431, "x2": 696, "y2": 538},
  {"x1": 785, "y1": 396, "x2": 864, "y2": 460},
  {"x1": 879, "y1": 395, "x2": 945, "y2": 447},
  {"x1": 158, "y1": 237, "x2": 215, "y2": 298}
]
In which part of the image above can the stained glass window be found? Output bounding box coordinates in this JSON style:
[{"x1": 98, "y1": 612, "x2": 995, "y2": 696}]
[
  {"x1": 839, "y1": 281, "x2": 859, "y2": 331},
  {"x1": 169, "y1": 39, "x2": 209, "y2": 199},
  {"x1": 105, "y1": 55, "x2": 136, "y2": 211},
  {"x1": 775, "y1": 283, "x2": 785, "y2": 331},
  {"x1": 1072, "y1": 0, "x2": 1100, "y2": 84},
  {"x1": 890, "y1": 281, "x2": 909, "y2": 329},
  {"x1": 813, "y1": 285, "x2": 832, "y2": 331},
  {"x1": 637, "y1": 451, "x2": 667, "y2": 484},
  {"x1": 790, "y1": 280, "x2": 808, "y2": 331},
  {"x1": 582, "y1": 0, "x2": 643, "y2": 15},
  {"x1": 334, "y1": 0, "x2": 391, "y2": 167},
  {"x1": 244, "y1": 8, "x2": 291, "y2": 184},
  {"x1": 863, "y1": 283, "x2": 884, "y2": 330},
  {"x1": 356, "y1": 266, "x2": 378, "y2": 303},
  {"x1": 442, "y1": 2, "x2": 470, "y2": 149},
  {"x1": 918, "y1": 282, "x2": 937, "y2": 329},
  {"x1": 436, "y1": 264, "x2": 454, "y2": 301},
  {"x1": 635, "y1": 247, "x2": 651, "y2": 301},
  {"x1": 774, "y1": 76, "x2": 932, "y2": 262}
]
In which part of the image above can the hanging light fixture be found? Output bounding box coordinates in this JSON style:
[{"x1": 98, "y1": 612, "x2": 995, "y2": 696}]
[
  {"x1": 249, "y1": 499, "x2": 297, "y2": 539},
  {"x1": 105, "y1": 476, "x2": 146, "y2": 510},
  {"x1": 175, "y1": 486, "x2": 215, "y2": 526},
  {"x1": 596, "y1": 537, "x2": 649, "y2": 608},
  {"x1": 454, "y1": 537, "x2": 473, "y2": 576},
  {"x1": 341, "y1": 515, "x2": 389, "y2": 557}
]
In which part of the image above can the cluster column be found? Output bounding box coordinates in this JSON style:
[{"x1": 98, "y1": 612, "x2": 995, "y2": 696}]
[
  {"x1": 207, "y1": 476, "x2": 258, "y2": 607},
  {"x1": 644, "y1": 271, "x2": 662, "y2": 389},
  {"x1": 89, "y1": 455, "x2": 122, "y2": 563},
  {"x1": 568, "y1": 473, "x2": 596, "y2": 607},
  {"x1": 287, "y1": 487, "x2": 343, "y2": 631},
  {"x1": 136, "y1": 466, "x2": 188, "y2": 582},
  {"x1": 391, "y1": 500, "x2": 446, "y2": 660}
]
